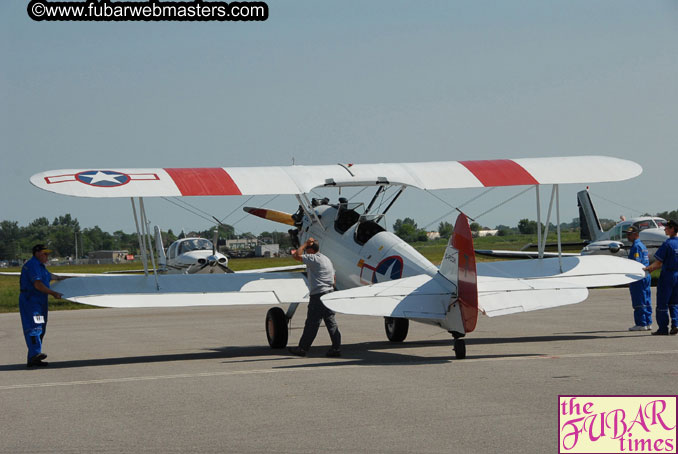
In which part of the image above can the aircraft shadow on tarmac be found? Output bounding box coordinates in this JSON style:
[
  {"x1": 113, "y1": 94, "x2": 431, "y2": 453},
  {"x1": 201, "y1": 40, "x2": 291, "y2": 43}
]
[
  {"x1": 271, "y1": 333, "x2": 633, "y2": 368},
  {"x1": 0, "y1": 333, "x2": 628, "y2": 371}
]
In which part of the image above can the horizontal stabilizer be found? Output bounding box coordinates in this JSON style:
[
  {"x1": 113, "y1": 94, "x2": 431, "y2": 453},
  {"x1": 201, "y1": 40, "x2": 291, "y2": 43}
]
[
  {"x1": 477, "y1": 255, "x2": 645, "y2": 288},
  {"x1": 479, "y1": 288, "x2": 589, "y2": 317},
  {"x1": 474, "y1": 255, "x2": 644, "y2": 316},
  {"x1": 52, "y1": 273, "x2": 309, "y2": 308},
  {"x1": 322, "y1": 274, "x2": 450, "y2": 319}
]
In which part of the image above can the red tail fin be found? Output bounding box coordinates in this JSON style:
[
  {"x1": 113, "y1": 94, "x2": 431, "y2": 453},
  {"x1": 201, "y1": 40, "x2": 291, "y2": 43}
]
[{"x1": 452, "y1": 213, "x2": 478, "y2": 333}]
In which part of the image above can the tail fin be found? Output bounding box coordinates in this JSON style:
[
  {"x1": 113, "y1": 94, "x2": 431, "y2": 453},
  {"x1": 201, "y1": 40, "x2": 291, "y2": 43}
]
[
  {"x1": 154, "y1": 226, "x2": 167, "y2": 268},
  {"x1": 577, "y1": 189, "x2": 603, "y2": 241},
  {"x1": 439, "y1": 213, "x2": 478, "y2": 333}
]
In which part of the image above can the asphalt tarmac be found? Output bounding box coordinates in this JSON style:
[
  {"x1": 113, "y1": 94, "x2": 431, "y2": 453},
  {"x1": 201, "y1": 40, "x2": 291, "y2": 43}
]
[{"x1": 1, "y1": 288, "x2": 677, "y2": 454}]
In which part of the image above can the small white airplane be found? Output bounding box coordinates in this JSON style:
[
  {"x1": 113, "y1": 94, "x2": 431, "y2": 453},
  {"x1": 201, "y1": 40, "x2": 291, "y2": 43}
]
[
  {"x1": 577, "y1": 189, "x2": 668, "y2": 261},
  {"x1": 31, "y1": 158, "x2": 646, "y2": 359},
  {"x1": 155, "y1": 227, "x2": 232, "y2": 274}
]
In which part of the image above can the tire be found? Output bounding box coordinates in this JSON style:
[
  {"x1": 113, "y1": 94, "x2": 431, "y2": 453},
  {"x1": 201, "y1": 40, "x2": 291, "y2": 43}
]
[
  {"x1": 454, "y1": 338, "x2": 466, "y2": 360},
  {"x1": 266, "y1": 307, "x2": 288, "y2": 349},
  {"x1": 384, "y1": 317, "x2": 409, "y2": 342}
]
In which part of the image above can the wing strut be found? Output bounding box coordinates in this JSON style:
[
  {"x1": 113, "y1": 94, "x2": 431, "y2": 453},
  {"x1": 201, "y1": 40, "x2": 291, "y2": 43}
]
[
  {"x1": 540, "y1": 186, "x2": 557, "y2": 257},
  {"x1": 535, "y1": 185, "x2": 542, "y2": 259},
  {"x1": 131, "y1": 197, "x2": 149, "y2": 276},
  {"x1": 139, "y1": 198, "x2": 160, "y2": 290},
  {"x1": 130, "y1": 197, "x2": 160, "y2": 289},
  {"x1": 295, "y1": 194, "x2": 324, "y2": 229},
  {"x1": 556, "y1": 184, "x2": 563, "y2": 273},
  {"x1": 381, "y1": 185, "x2": 406, "y2": 215}
]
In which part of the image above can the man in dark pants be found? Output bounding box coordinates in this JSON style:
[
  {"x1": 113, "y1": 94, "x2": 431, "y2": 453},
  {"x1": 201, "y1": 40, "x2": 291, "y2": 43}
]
[
  {"x1": 644, "y1": 220, "x2": 678, "y2": 336},
  {"x1": 288, "y1": 237, "x2": 341, "y2": 357},
  {"x1": 19, "y1": 244, "x2": 67, "y2": 367}
]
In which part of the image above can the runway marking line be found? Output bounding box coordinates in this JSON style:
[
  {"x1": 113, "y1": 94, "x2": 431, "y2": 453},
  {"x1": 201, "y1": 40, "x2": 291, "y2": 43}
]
[{"x1": 2, "y1": 349, "x2": 678, "y2": 391}]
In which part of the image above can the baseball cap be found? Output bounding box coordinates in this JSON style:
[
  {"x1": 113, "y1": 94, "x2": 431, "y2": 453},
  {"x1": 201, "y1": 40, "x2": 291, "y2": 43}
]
[
  {"x1": 32, "y1": 244, "x2": 52, "y2": 254},
  {"x1": 625, "y1": 226, "x2": 639, "y2": 235},
  {"x1": 667, "y1": 220, "x2": 678, "y2": 230}
]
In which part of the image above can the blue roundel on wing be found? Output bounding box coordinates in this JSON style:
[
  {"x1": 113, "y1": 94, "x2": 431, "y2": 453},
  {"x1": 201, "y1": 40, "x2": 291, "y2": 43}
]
[
  {"x1": 75, "y1": 171, "x2": 130, "y2": 187},
  {"x1": 372, "y1": 256, "x2": 404, "y2": 284}
]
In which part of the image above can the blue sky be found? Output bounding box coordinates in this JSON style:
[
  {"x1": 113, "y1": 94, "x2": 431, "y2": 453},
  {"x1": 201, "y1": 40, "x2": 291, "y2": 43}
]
[{"x1": 2, "y1": 1, "x2": 677, "y2": 236}]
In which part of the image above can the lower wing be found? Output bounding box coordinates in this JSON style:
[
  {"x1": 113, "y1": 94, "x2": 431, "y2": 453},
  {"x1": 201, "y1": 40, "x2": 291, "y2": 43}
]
[
  {"x1": 475, "y1": 250, "x2": 579, "y2": 259},
  {"x1": 52, "y1": 273, "x2": 309, "y2": 308}
]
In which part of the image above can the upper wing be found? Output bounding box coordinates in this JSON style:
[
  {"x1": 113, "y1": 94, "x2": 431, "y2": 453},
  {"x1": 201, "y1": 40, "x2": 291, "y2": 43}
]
[
  {"x1": 30, "y1": 156, "x2": 641, "y2": 198},
  {"x1": 52, "y1": 273, "x2": 309, "y2": 308}
]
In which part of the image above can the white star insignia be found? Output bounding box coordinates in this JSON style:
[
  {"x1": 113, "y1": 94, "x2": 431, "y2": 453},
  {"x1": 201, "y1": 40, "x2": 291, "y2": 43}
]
[{"x1": 88, "y1": 171, "x2": 122, "y2": 184}]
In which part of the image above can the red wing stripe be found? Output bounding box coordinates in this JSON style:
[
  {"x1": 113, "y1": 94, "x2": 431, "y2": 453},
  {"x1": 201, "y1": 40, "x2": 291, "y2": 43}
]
[
  {"x1": 459, "y1": 160, "x2": 539, "y2": 187},
  {"x1": 164, "y1": 168, "x2": 242, "y2": 196}
]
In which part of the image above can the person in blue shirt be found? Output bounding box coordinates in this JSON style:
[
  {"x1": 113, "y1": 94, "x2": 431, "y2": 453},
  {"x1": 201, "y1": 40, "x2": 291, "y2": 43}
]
[
  {"x1": 288, "y1": 238, "x2": 341, "y2": 358},
  {"x1": 644, "y1": 220, "x2": 678, "y2": 336},
  {"x1": 19, "y1": 244, "x2": 67, "y2": 367},
  {"x1": 625, "y1": 226, "x2": 652, "y2": 331}
]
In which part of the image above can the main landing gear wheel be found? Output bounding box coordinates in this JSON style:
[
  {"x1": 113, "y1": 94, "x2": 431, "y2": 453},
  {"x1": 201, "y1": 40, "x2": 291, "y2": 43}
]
[
  {"x1": 384, "y1": 317, "x2": 409, "y2": 342},
  {"x1": 265, "y1": 307, "x2": 288, "y2": 349},
  {"x1": 453, "y1": 338, "x2": 466, "y2": 360}
]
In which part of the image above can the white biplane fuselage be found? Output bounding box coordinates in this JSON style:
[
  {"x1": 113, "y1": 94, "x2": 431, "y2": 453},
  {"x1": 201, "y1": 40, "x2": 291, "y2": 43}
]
[
  {"x1": 290, "y1": 203, "x2": 460, "y2": 332},
  {"x1": 301, "y1": 205, "x2": 436, "y2": 289}
]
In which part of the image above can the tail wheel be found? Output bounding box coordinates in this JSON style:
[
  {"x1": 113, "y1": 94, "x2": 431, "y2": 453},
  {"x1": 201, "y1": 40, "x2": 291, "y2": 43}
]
[
  {"x1": 454, "y1": 338, "x2": 466, "y2": 360},
  {"x1": 266, "y1": 307, "x2": 288, "y2": 349},
  {"x1": 384, "y1": 317, "x2": 409, "y2": 342}
]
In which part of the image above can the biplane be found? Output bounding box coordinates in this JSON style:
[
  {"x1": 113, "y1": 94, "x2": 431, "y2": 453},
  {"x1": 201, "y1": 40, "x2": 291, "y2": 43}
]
[{"x1": 31, "y1": 157, "x2": 646, "y2": 358}]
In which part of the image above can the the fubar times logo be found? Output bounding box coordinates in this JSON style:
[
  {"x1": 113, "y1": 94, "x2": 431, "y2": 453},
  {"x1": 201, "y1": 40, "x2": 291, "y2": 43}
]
[{"x1": 559, "y1": 396, "x2": 677, "y2": 453}]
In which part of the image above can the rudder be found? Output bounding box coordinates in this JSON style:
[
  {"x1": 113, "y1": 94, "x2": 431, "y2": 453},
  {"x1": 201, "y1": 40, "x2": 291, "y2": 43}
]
[{"x1": 438, "y1": 213, "x2": 478, "y2": 333}]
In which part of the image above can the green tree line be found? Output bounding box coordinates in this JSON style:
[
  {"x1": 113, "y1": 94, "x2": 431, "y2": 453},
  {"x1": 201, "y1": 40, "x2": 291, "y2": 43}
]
[
  {"x1": 393, "y1": 210, "x2": 677, "y2": 243},
  {"x1": 0, "y1": 215, "x2": 144, "y2": 261},
  {"x1": 0, "y1": 215, "x2": 293, "y2": 261}
]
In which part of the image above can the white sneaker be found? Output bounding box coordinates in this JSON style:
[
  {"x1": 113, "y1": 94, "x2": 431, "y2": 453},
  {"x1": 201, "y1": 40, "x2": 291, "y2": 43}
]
[
  {"x1": 629, "y1": 325, "x2": 646, "y2": 331},
  {"x1": 645, "y1": 325, "x2": 652, "y2": 331}
]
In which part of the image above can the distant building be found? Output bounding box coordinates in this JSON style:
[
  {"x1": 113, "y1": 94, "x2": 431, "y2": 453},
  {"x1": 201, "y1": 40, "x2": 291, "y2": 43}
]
[
  {"x1": 87, "y1": 250, "x2": 129, "y2": 264},
  {"x1": 426, "y1": 231, "x2": 441, "y2": 240},
  {"x1": 255, "y1": 244, "x2": 279, "y2": 257},
  {"x1": 476, "y1": 230, "x2": 498, "y2": 238},
  {"x1": 225, "y1": 239, "x2": 258, "y2": 250}
]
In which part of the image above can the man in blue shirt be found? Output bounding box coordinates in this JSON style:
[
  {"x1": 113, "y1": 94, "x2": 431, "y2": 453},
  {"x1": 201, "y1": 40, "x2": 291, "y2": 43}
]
[
  {"x1": 626, "y1": 226, "x2": 652, "y2": 331},
  {"x1": 19, "y1": 244, "x2": 67, "y2": 367},
  {"x1": 288, "y1": 237, "x2": 341, "y2": 357},
  {"x1": 644, "y1": 220, "x2": 678, "y2": 336}
]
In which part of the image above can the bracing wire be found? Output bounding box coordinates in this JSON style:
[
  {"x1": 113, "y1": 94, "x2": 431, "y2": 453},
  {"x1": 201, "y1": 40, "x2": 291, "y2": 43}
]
[
  {"x1": 219, "y1": 195, "x2": 255, "y2": 224},
  {"x1": 161, "y1": 197, "x2": 216, "y2": 224},
  {"x1": 472, "y1": 186, "x2": 533, "y2": 221},
  {"x1": 588, "y1": 191, "x2": 645, "y2": 216},
  {"x1": 422, "y1": 187, "x2": 496, "y2": 230},
  {"x1": 230, "y1": 194, "x2": 281, "y2": 229}
]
